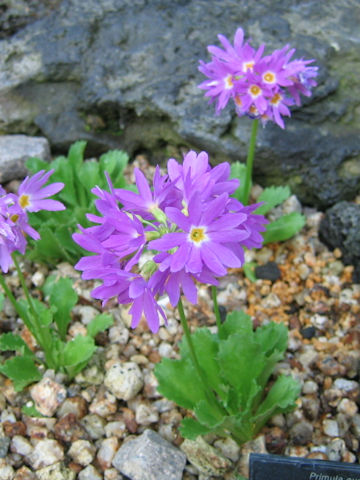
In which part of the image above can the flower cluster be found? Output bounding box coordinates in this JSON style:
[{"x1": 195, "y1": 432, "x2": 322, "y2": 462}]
[
  {"x1": 0, "y1": 170, "x2": 65, "y2": 273},
  {"x1": 73, "y1": 151, "x2": 268, "y2": 333},
  {"x1": 198, "y1": 28, "x2": 318, "y2": 128}
]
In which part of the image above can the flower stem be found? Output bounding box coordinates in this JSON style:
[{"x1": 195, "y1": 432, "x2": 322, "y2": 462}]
[
  {"x1": 211, "y1": 285, "x2": 224, "y2": 339},
  {"x1": 12, "y1": 255, "x2": 55, "y2": 368},
  {"x1": 177, "y1": 298, "x2": 225, "y2": 418},
  {"x1": 0, "y1": 274, "x2": 33, "y2": 334},
  {"x1": 243, "y1": 118, "x2": 259, "y2": 205}
]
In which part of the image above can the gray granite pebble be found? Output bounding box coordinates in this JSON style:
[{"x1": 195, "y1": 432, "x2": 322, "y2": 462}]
[
  {"x1": 0, "y1": 135, "x2": 50, "y2": 183},
  {"x1": 112, "y1": 429, "x2": 186, "y2": 480}
]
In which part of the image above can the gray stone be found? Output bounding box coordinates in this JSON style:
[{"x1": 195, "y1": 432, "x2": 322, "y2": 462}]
[
  {"x1": 319, "y1": 202, "x2": 360, "y2": 282},
  {"x1": 180, "y1": 437, "x2": 232, "y2": 477},
  {"x1": 0, "y1": 437, "x2": 10, "y2": 458},
  {"x1": 0, "y1": 135, "x2": 50, "y2": 183},
  {"x1": 0, "y1": 0, "x2": 359, "y2": 208},
  {"x1": 78, "y1": 465, "x2": 102, "y2": 480},
  {"x1": 289, "y1": 421, "x2": 314, "y2": 445},
  {"x1": 112, "y1": 429, "x2": 186, "y2": 480}
]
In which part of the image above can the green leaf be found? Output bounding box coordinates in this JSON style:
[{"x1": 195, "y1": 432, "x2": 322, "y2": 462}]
[
  {"x1": 22, "y1": 403, "x2": 43, "y2": 417},
  {"x1": 154, "y1": 357, "x2": 207, "y2": 410},
  {"x1": 0, "y1": 333, "x2": 34, "y2": 357},
  {"x1": 0, "y1": 292, "x2": 4, "y2": 311},
  {"x1": 254, "y1": 322, "x2": 288, "y2": 358},
  {"x1": 194, "y1": 399, "x2": 226, "y2": 429},
  {"x1": 43, "y1": 277, "x2": 78, "y2": 339},
  {"x1": 179, "y1": 417, "x2": 214, "y2": 440},
  {"x1": 218, "y1": 331, "x2": 266, "y2": 410},
  {"x1": 221, "y1": 310, "x2": 253, "y2": 339},
  {"x1": 0, "y1": 356, "x2": 42, "y2": 391},
  {"x1": 253, "y1": 375, "x2": 301, "y2": 433},
  {"x1": 243, "y1": 261, "x2": 257, "y2": 282},
  {"x1": 78, "y1": 160, "x2": 100, "y2": 200},
  {"x1": 62, "y1": 335, "x2": 96, "y2": 367},
  {"x1": 179, "y1": 329, "x2": 226, "y2": 400},
  {"x1": 255, "y1": 186, "x2": 291, "y2": 215},
  {"x1": 25, "y1": 156, "x2": 50, "y2": 173},
  {"x1": 99, "y1": 150, "x2": 129, "y2": 186},
  {"x1": 87, "y1": 313, "x2": 114, "y2": 339},
  {"x1": 68, "y1": 140, "x2": 87, "y2": 172},
  {"x1": 263, "y1": 212, "x2": 306, "y2": 244},
  {"x1": 230, "y1": 162, "x2": 249, "y2": 204}
]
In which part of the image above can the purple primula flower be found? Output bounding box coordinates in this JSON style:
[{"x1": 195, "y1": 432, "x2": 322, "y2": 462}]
[
  {"x1": 73, "y1": 151, "x2": 268, "y2": 333},
  {"x1": 18, "y1": 169, "x2": 65, "y2": 212},
  {"x1": 114, "y1": 166, "x2": 180, "y2": 221},
  {"x1": 199, "y1": 27, "x2": 318, "y2": 128},
  {"x1": 0, "y1": 171, "x2": 65, "y2": 272},
  {"x1": 149, "y1": 193, "x2": 250, "y2": 277}
]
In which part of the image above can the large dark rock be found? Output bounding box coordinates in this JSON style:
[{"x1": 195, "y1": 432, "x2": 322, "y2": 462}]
[
  {"x1": 0, "y1": 0, "x2": 359, "y2": 208},
  {"x1": 319, "y1": 202, "x2": 360, "y2": 282}
]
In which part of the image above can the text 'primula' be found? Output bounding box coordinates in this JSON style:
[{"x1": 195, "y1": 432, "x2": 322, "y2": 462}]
[
  {"x1": 198, "y1": 27, "x2": 318, "y2": 128},
  {"x1": 73, "y1": 151, "x2": 268, "y2": 332}
]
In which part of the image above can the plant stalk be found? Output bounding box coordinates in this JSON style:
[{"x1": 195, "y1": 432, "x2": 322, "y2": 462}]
[
  {"x1": 211, "y1": 285, "x2": 224, "y2": 339},
  {"x1": 243, "y1": 118, "x2": 259, "y2": 205},
  {"x1": 12, "y1": 255, "x2": 55, "y2": 368}
]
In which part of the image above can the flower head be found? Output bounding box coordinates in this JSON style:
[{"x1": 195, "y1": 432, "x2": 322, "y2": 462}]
[
  {"x1": 199, "y1": 27, "x2": 318, "y2": 128},
  {"x1": 0, "y1": 170, "x2": 65, "y2": 272},
  {"x1": 73, "y1": 151, "x2": 268, "y2": 333}
]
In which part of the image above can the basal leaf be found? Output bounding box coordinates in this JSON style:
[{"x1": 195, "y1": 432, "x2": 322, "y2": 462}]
[
  {"x1": 255, "y1": 186, "x2": 291, "y2": 215},
  {"x1": 43, "y1": 277, "x2": 78, "y2": 340},
  {"x1": 253, "y1": 374, "x2": 301, "y2": 433},
  {"x1": 179, "y1": 417, "x2": 214, "y2": 440},
  {"x1": 263, "y1": 212, "x2": 306, "y2": 244},
  {"x1": 87, "y1": 313, "x2": 114, "y2": 338},
  {"x1": 62, "y1": 335, "x2": 96, "y2": 368},
  {"x1": 0, "y1": 332, "x2": 34, "y2": 357},
  {"x1": 194, "y1": 399, "x2": 226, "y2": 429},
  {"x1": 0, "y1": 356, "x2": 42, "y2": 391},
  {"x1": 25, "y1": 156, "x2": 50, "y2": 173},
  {"x1": 230, "y1": 162, "x2": 248, "y2": 204},
  {"x1": 68, "y1": 140, "x2": 87, "y2": 171},
  {"x1": 179, "y1": 329, "x2": 226, "y2": 400},
  {"x1": 243, "y1": 262, "x2": 257, "y2": 282},
  {"x1": 99, "y1": 150, "x2": 129, "y2": 185},
  {"x1": 0, "y1": 292, "x2": 4, "y2": 311},
  {"x1": 154, "y1": 357, "x2": 207, "y2": 410},
  {"x1": 22, "y1": 403, "x2": 43, "y2": 417},
  {"x1": 78, "y1": 160, "x2": 101, "y2": 201},
  {"x1": 254, "y1": 322, "x2": 288, "y2": 358},
  {"x1": 218, "y1": 333, "x2": 266, "y2": 410},
  {"x1": 222, "y1": 310, "x2": 253, "y2": 339}
]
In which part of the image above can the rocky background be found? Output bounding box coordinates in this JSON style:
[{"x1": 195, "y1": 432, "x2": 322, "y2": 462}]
[{"x1": 0, "y1": 0, "x2": 360, "y2": 272}]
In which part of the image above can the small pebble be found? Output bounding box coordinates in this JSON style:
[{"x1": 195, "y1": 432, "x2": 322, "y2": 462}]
[
  {"x1": 104, "y1": 362, "x2": 144, "y2": 401},
  {"x1": 78, "y1": 465, "x2": 102, "y2": 480},
  {"x1": 68, "y1": 440, "x2": 96, "y2": 466},
  {"x1": 30, "y1": 378, "x2": 67, "y2": 417},
  {"x1": 97, "y1": 437, "x2": 118, "y2": 470},
  {"x1": 28, "y1": 439, "x2": 64, "y2": 469},
  {"x1": 323, "y1": 419, "x2": 339, "y2": 437}
]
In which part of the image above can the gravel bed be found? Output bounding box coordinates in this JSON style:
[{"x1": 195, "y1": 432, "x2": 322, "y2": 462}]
[{"x1": 1, "y1": 179, "x2": 360, "y2": 479}]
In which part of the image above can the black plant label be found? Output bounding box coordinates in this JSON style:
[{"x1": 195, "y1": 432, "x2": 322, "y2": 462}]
[{"x1": 250, "y1": 453, "x2": 360, "y2": 480}]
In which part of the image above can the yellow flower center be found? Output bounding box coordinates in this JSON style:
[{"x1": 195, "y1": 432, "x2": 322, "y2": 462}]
[
  {"x1": 270, "y1": 93, "x2": 282, "y2": 105},
  {"x1": 224, "y1": 74, "x2": 234, "y2": 89},
  {"x1": 19, "y1": 194, "x2": 30, "y2": 209},
  {"x1": 189, "y1": 227, "x2": 207, "y2": 245},
  {"x1": 263, "y1": 71, "x2": 276, "y2": 84},
  {"x1": 249, "y1": 105, "x2": 259, "y2": 116},
  {"x1": 243, "y1": 61, "x2": 254, "y2": 72},
  {"x1": 234, "y1": 95, "x2": 243, "y2": 107},
  {"x1": 10, "y1": 214, "x2": 19, "y2": 223},
  {"x1": 249, "y1": 84, "x2": 262, "y2": 98}
]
